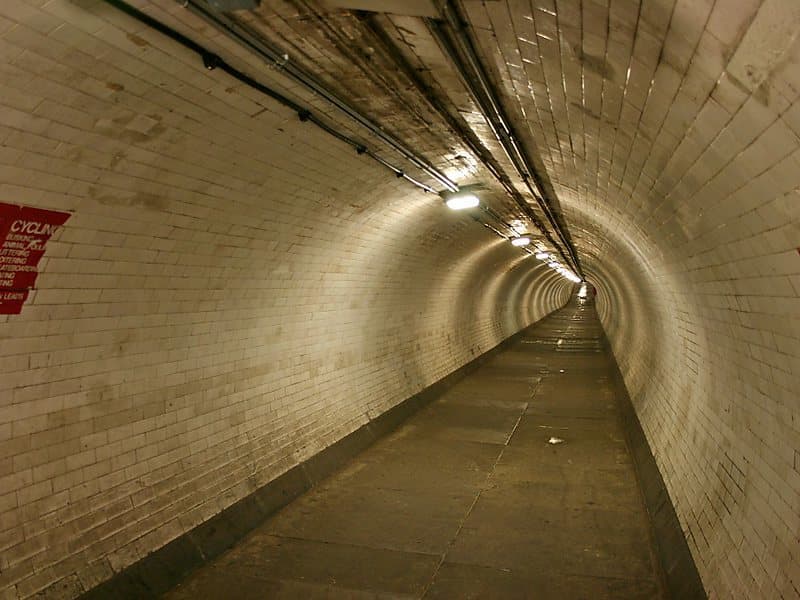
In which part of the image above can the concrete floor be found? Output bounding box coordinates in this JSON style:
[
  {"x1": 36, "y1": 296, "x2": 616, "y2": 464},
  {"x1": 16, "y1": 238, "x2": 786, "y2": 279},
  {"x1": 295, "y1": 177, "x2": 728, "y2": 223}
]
[{"x1": 165, "y1": 298, "x2": 665, "y2": 599}]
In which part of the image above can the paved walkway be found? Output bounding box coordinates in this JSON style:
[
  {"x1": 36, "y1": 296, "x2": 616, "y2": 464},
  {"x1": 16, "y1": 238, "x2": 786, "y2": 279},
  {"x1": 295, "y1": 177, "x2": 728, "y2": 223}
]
[{"x1": 166, "y1": 297, "x2": 665, "y2": 599}]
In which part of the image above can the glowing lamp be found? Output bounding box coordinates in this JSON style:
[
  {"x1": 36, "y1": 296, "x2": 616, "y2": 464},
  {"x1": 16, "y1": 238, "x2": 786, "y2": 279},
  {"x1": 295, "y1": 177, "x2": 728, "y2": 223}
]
[{"x1": 445, "y1": 194, "x2": 480, "y2": 210}]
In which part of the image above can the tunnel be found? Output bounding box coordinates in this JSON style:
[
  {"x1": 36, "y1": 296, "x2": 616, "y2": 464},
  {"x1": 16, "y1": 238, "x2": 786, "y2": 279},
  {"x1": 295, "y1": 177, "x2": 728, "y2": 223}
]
[{"x1": 0, "y1": 0, "x2": 799, "y2": 598}]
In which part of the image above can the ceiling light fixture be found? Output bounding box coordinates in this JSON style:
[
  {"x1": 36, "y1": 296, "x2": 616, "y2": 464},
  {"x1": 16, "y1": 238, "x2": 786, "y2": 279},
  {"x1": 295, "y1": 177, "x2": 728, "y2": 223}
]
[
  {"x1": 535, "y1": 252, "x2": 549, "y2": 260},
  {"x1": 511, "y1": 236, "x2": 531, "y2": 247},
  {"x1": 445, "y1": 193, "x2": 480, "y2": 210}
]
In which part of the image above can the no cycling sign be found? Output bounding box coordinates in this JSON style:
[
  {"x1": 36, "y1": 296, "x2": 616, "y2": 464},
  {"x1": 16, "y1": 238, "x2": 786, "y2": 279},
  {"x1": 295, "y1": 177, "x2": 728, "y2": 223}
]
[{"x1": 0, "y1": 202, "x2": 71, "y2": 315}]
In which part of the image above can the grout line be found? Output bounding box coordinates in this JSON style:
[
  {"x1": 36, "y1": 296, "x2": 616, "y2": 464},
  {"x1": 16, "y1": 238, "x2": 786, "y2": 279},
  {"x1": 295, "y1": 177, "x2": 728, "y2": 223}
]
[{"x1": 419, "y1": 375, "x2": 539, "y2": 598}]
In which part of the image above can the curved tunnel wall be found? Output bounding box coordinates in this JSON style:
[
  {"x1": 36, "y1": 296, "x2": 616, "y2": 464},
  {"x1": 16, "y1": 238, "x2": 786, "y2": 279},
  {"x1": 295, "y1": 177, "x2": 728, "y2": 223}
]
[
  {"x1": 566, "y1": 71, "x2": 800, "y2": 597},
  {"x1": 3, "y1": 1, "x2": 800, "y2": 599},
  {"x1": 0, "y1": 5, "x2": 572, "y2": 596}
]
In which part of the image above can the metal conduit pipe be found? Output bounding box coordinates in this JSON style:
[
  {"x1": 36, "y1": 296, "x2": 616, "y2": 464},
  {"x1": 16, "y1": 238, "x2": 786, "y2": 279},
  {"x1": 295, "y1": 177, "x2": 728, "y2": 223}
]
[
  {"x1": 354, "y1": 13, "x2": 553, "y2": 243},
  {"x1": 102, "y1": 0, "x2": 546, "y2": 262},
  {"x1": 430, "y1": 16, "x2": 575, "y2": 271},
  {"x1": 102, "y1": 0, "x2": 439, "y2": 194},
  {"x1": 182, "y1": 0, "x2": 460, "y2": 193},
  {"x1": 428, "y1": 1, "x2": 584, "y2": 277},
  {"x1": 175, "y1": 1, "x2": 542, "y2": 246}
]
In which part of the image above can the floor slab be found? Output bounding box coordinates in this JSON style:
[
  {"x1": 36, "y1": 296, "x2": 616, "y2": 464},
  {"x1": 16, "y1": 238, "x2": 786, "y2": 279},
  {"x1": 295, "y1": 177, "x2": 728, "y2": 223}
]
[{"x1": 165, "y1": 298, "x2": 665, "y2": 599}]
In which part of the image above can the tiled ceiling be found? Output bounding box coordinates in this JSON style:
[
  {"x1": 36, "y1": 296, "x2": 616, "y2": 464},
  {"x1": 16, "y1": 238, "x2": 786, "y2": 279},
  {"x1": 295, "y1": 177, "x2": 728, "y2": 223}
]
[
  {"x1": 207, "y1": 0, "x2": 576, "y2": 255},
  {"x1": 194, "y1": 0, "x2": 796, "y2": 282}
]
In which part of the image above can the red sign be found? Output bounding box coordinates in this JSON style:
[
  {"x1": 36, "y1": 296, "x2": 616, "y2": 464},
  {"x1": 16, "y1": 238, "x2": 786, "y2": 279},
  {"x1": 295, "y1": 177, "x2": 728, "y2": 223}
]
[{"x1": 0, "y1": 202, "x2": 71, "y2": 314}]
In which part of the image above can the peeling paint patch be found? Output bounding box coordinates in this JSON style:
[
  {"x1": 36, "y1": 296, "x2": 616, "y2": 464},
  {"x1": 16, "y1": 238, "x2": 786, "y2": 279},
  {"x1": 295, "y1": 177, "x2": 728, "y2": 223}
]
[
  {"x1": 570, "y1": 44, "x2": 615, "y2": 80},
  {"x1": 727, "y1": 0, "x2": 800, "y2": 92},
  {"x1": 90, "y1": 187, "x2": 169, "y2": 211},
  {"x1": 126, "y1": 32, "x2": 149, "y2": 48}
]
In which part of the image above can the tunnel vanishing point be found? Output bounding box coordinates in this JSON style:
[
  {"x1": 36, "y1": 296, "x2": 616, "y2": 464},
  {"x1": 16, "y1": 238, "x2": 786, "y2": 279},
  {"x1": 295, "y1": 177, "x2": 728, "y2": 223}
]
[{"x1": 0, "y1": 0, "x2": 799, "y2": 598}]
